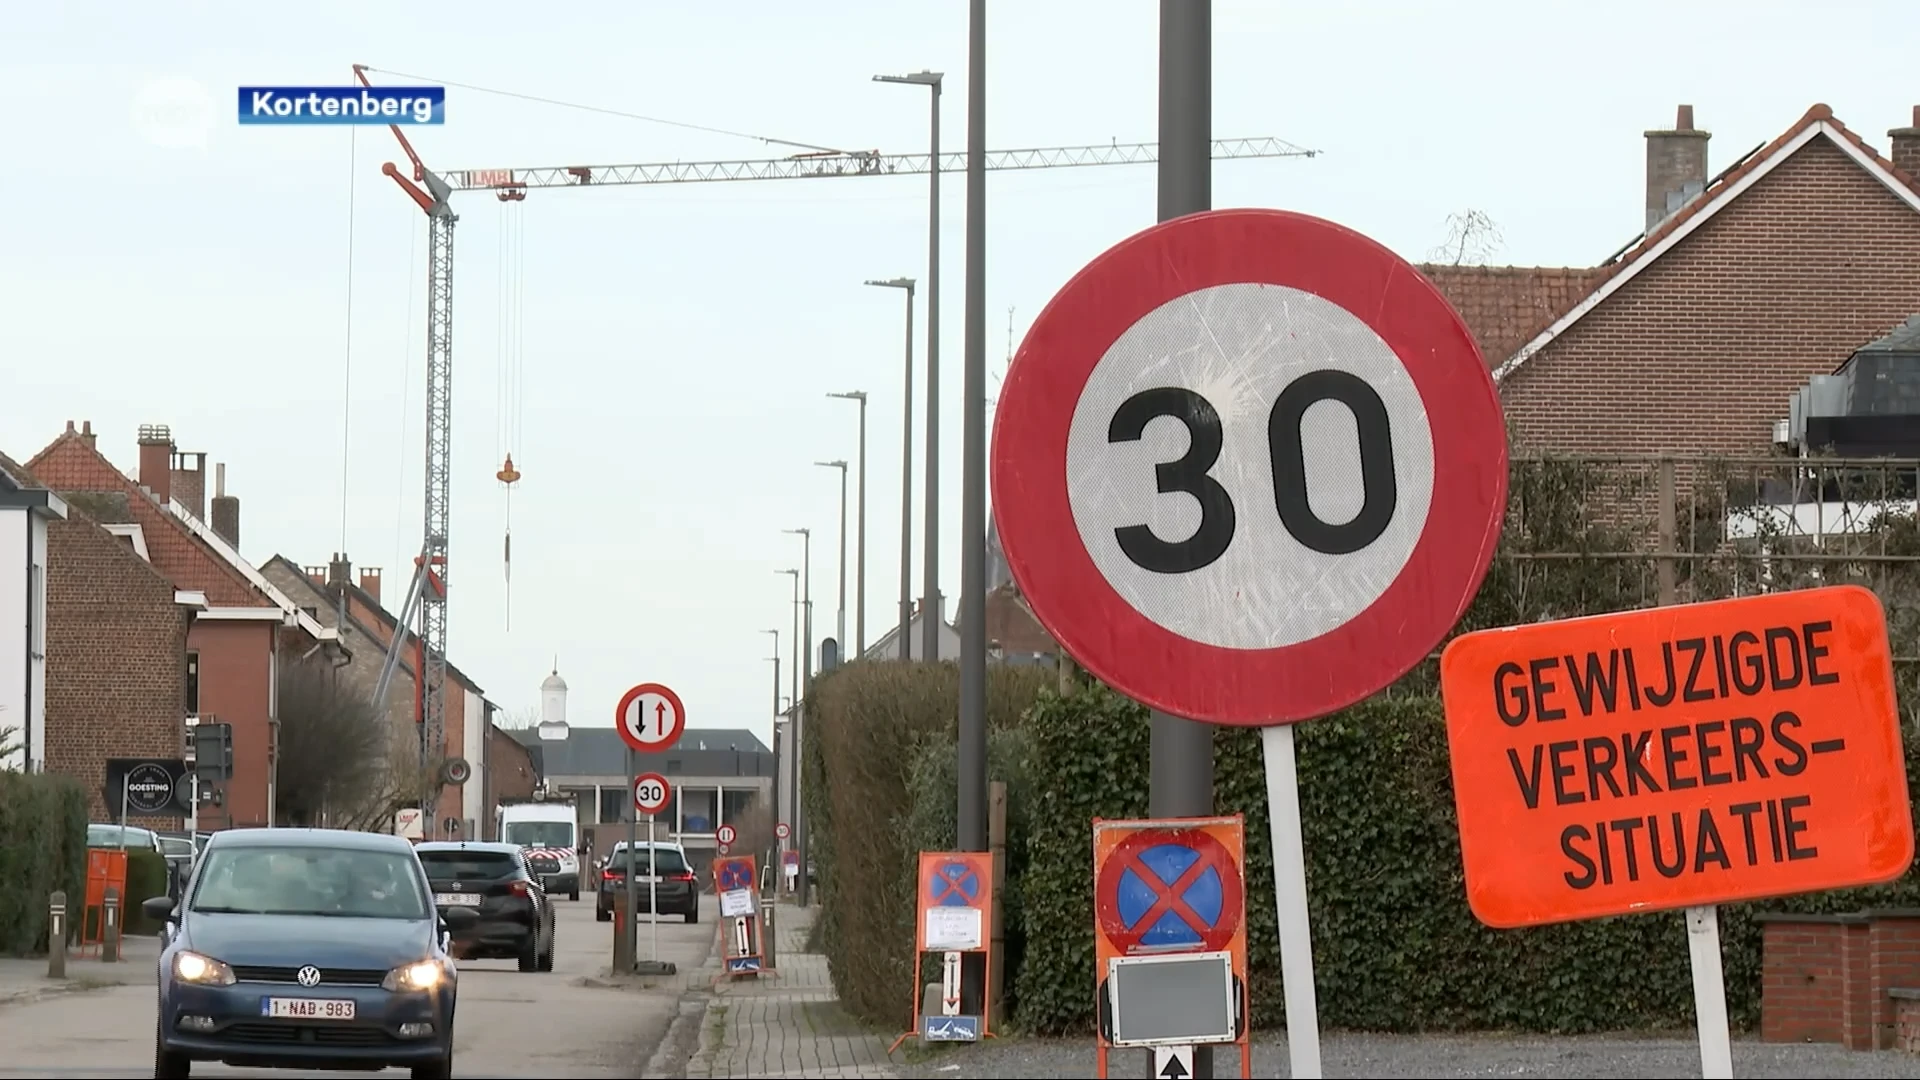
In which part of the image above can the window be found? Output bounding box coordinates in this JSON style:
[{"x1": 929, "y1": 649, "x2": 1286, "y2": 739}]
[
  {"x1": 501, "y1": 821, "x2": 574, "y2": 848},
  {"x1": 190, "y1": 846, "x2": 430, "y2": 920},
  {"x1": 26, "y1": 562, "x2": 41, "y2": 661},
  {"x1": 185, "y1": 652, "x2": 200, "y2": 715},
  {"x1": 722, "y1": 790, "x2": 758, "y2": 827},
  {"x1": 598, "y1": 788, "x2": 628, "y2": 824},
  {"x1": 415, "y1": 849, "x2": 519, "y2": 880},
  {"x1": 605, "y1": 845, "x2": 691, "y2": 875}
]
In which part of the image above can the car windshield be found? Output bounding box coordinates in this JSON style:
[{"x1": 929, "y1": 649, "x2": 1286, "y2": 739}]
[
  {"x1": 606, "y1": 847, "x2": 690, "y2": 874},
  {"x1": 416, "y1": 850, "x2": 518, "y2": 880},
  {"x1": 87, "y1": 825, "x2": 155, "y2": 848},
  {"x1": 189, "y1": 846, "x2": 430, "y2": 920},
  {"x1": 502, "y1": 821, "x2": 573, "y2": 848}
]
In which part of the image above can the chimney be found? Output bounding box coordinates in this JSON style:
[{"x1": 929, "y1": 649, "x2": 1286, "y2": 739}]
[
  {"x1": 1890, "y1": 106, "x2": 1920, "y2": 181},
  {"x1": 360, "y1": 567, "x2": 383, "y2": 604},
  {"x1": 327, "y1": 552, "x2": 352, "y2": 589},
  {"x1": 1645, "y1": 104, "x2": 1711, "y2": 233},
  {"x1": 210, "y1": 462, "x2": 240, "y2": 550},
  {"x1": 137, "y1": 424, "x2": 175, "y2": 504},
  {"x1": 79, "y1": 420, "x2": 96, "y2": 450},
  {"x1": 171, "y1": 449, "x2": 208, "y2": 519}
]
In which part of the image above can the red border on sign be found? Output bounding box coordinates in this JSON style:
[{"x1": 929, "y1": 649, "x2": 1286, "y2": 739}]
[
  {"x1": 613, "y1": 682, "x2": 688, "y2": 753},
  {"x1": 1095, "y1": 828, "x2": 1244, "y2": 955},
  {"x1": 632, "y1": 771, "x2": 672, "y2": 816},
  {"x1": 991, "y1": 208, "x2": 1507, "y2": 725},
  {"x1": 716, "y1": 858, "x2": 754, "y2": 892},
  {"x1": 717, "y1": 824, "x2": 738, "y2": 845}
]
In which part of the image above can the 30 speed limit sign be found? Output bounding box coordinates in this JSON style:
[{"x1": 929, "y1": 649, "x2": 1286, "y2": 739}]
[
  {"x1": 632, "y1": 772, "x2": 671, "y2": 816},
  {"x1": 992, "y1": 208, "x2": 1507, "y2": 725}
]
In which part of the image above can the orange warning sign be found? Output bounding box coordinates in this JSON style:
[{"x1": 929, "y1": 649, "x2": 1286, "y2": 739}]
[
  {"x1": 915, "y1": 852, "x2": 994, "y2": 952},
  {"x1": 1440, "y1": 584, "x2": 1914, "y2": 929}
]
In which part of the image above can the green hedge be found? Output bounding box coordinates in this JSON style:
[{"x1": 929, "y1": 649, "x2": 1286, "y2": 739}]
[
  {"x1": 801, "y1": 660, "x2": 1053, "y2": 1027},
  {"x1": 1013, "y1": 682, "x2": 1920, "y2": 1035},
  {"x1": 124, "y1": 848, "x2": 173, "y2": 936},
  {"x1": 0, "y1": 772, "x2": 89, "y2": 955}
]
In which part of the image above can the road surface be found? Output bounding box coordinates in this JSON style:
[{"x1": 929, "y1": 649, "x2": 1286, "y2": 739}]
[{"x1": 0, "y1": 894, "x2": 715, "y2": 1079}]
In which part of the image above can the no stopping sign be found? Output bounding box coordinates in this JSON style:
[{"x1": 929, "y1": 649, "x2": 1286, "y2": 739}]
[{"x1": 991, "y1": 208, "x2": 1507, "y2": 725}]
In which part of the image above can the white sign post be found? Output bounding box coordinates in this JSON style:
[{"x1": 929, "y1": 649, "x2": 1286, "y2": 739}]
[
  {"x1": 991, "y1": 208, "x2": 1508, "y2": 1079},
  {"x1": 633, "y1": 771, "x2": 672, "y2": 971}
]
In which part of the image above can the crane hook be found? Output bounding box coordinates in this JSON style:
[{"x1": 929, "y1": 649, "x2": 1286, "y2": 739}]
[{"x1": 496, "y1": 454, "x2": 521, "y2": 485}]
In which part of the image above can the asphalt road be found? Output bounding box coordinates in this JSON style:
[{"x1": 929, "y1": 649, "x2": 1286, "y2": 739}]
[{"x1": 0, "y1": 893, "x2": 715, "y2": 1079}]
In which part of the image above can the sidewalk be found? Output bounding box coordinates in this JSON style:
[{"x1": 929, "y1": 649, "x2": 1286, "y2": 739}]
[
  {"x1": 680, "y1": 903, "x2": 899, "y2": 1079},
  {"x1": 0, "y1": 933, "x2": 160, "y2": 1007}
]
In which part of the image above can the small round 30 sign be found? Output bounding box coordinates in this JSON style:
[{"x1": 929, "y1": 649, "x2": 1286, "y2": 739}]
[
  {"x1": 992, "y1": 208, "x2": 1507, "y2": 725},
  {"x1": 632, "y1": 772, "x2": 671, "y2": 816}
]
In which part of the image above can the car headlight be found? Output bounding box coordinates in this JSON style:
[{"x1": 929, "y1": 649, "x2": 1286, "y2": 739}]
[
  {"x1": 172, "y1": 950, "x2": 236, "y2": 987},
  {"x1": 382, "y1": 959, "x2": 447, "y2": 992}
]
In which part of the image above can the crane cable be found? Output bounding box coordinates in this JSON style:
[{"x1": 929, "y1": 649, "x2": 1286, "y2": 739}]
[{"x1": 495, "y1": 202, "x2": 527, "y2": 631}]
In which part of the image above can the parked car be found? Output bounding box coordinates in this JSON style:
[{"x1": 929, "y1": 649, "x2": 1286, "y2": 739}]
[
  {"x1": 87, "y1": 823, "x2": 181, "y2": 899},
  {"x1": 157, "y1": 831, "x2": 197, "y2": 894},
  {"x1": 146, "y1": 827, "x2": 466, "y2": 1079},
  {"x1": 413, "y1": 841, "x2": 556, "y2": 973},
  {"x1": 594, "y1": 841, "x2": 699, "y2": 924}
]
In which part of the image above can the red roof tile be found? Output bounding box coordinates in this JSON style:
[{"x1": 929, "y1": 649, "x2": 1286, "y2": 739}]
[
  {"x1": 26, "y1": 429, "x2": 266, "y2": 607},
  {"x1": 1417, "y1": 265, "x2": 1615, "y2": 368}
]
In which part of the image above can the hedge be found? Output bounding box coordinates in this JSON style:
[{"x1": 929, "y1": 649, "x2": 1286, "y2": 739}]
[
  {"x1": 801, "y1": 659, "x2": 1054, "y2": 1026},
  {"x1": 1013, "y1": 681, "x2": 1920, "y2": 1035},
  {"x1": 124, "y1": 848, "x2": 173, "y2": 936},
  {"x1": 0, "y1": 771, "x2": 89, "y2": 954}
]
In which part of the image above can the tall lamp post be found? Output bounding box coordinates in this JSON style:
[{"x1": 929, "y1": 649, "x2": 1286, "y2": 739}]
[
  {"x1": 864, "y1": 277, "x2": 916, "y2": 659},
  {"x1": 783, "y1": 527, "x2": 814, "y2": 905},
  {"x1": 875, "y1": 69, "x2": 946, "y2": 665},
  {"x1": 761, "y1": 628, "x2": 783, "y2": 868},
  {"x1": 826, "y1": 391, "x2": 868, "y2": 657},
  {"x1": 776, "y1": 569, "x2": 800, "y2": 725},
  {"x1": 815, "y1": 460, "x2": 849, "y2": 654}
]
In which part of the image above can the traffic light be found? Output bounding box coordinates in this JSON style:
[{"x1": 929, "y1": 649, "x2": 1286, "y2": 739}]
[{"x1": 192, "y1": 722, "x2": 233, "y2": 782}]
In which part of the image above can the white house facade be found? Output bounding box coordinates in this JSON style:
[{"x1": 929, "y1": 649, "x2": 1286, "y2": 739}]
[{"x1": 0, "y1": 460, "x2": 66, "y2": 772}]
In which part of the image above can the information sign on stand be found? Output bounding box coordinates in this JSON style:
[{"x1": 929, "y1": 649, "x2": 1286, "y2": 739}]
[
  {"x1": 992, "y1": 207, "x2": 1506, "y2": 1079},
  {"x1": 1441, "y1": 584, "x2": 1914, "y2": 1078},
  {"x1": 712, "y1": 855, "x2": 763, "y2": 976},
  {"x1": 889, "y1": 852, "x2": 997, "y2": 1052}
]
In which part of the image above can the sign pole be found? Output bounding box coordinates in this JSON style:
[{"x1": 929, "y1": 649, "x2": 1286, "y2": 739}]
[
  {"x1": 648, "y1": 812, "x2": 660, "y2": 965},
  {"x1": 118, "y1": 774, "x2": 129, "y2": 846},
  {"x1": 1260, "y1": 725, "x2": 1323, "y2": 1078},
  {"x1": 625, "y1": 747, "x2": 638, "y2": 972},
  {"x1": 1685, "y1": 905, "x2": 1734, "y2": 1079},
  {"x1": 1154, "y1": 2, "x2": 1214, "y2": 1075}
]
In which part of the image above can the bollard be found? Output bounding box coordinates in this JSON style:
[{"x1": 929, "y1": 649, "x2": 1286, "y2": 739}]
[
  {"x1": 610, "y1": 891, "x2": 633, "y2": 976},
  {"x1": 101, "y1": 886, "x2": 121, "y2": 964},
  {"x1": 760, "y1": 898, "x2": 778, "y2": 971},
  {"x1": 47, "y1": 891, "x2": 67, "y2": 979}
]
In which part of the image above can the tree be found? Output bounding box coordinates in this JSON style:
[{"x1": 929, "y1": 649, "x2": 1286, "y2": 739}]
[
  {"x1": 495, "y1": 705, "x2": 540, "y2": 731},
  {"x1": 0, "y1": 719, "x2": 19, "y2": 771},
  {"x1": 1428, "y1": 209, "x2": 1505, "y2": 266},
  {"x1": 273, "y1": 655, "x2": 395, "y2": 826}
]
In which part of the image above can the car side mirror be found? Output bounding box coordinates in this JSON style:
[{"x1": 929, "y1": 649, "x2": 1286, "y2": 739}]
[{"x1": 142, "y1": 895, "x2": 178, "y2": 923}]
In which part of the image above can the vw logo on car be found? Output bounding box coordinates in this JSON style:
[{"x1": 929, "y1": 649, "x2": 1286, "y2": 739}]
[{"x1": 295, "y1": 966, "x2": 322, "y2": 988}]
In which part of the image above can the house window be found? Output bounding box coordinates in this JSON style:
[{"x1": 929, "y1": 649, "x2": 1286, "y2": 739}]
[
  {"x1": 185, "y1": 652, "x2": 200, "y2": 715},
  {"x1": 598, "y1": 787, "x2": 628, "y2": 825},
  {"x1": 26, "y1": 563, "x2": 42, "y2": 661}
]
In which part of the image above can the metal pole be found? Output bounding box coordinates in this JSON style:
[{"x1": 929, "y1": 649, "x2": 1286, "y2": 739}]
[
  {"x1": 922, "y1": 79, "x2": 943, "y2": 666},
  {"x1": 799, "y1": 540, "x2": 814, "y2": 907},
  {"x1": 625, "y1": 747, "x2": 638, "y2": 972},
  {"x1": 957, "y1": 0, "x2": 989, "y2": 857},
  {"x1": 899, "y1": 287, "x2": 915, "y2": 660},
  {"x1": 648, "y1": 814, "x2": 660, "y2": 964},
  {"x1": 837, "y1": 466, "x2": 849, "y2": 651},
  {"x1": 788, "y1": 575, "x2": 800, "y2": 711},
  {"x1": 855, "y1": 395, "x2": 867, "y2": 657},
  {"x1": 1151, "y1": 2, "x2": 1216, "y2": 1076}
]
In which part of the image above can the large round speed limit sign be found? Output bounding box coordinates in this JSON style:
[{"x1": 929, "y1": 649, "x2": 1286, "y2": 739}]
[
  {"x1": 992, "y1": 208, "x2": 1507, "y2": 725},
  {"x1": 632, "y1": 772, "x2": 671, "y2": 816}
]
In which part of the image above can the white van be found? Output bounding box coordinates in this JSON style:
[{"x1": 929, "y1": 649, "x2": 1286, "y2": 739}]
[{"x1": 497, "y1": 801, "x2": 582, "y2": 900}]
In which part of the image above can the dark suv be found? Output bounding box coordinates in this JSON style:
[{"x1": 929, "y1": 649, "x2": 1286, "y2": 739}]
[
  {"x1": 594, "y1": 842, "x2": 698, "y2": 924},
  {"x1": 414, "y1": 842, "x2": 556, "y2": 973}
]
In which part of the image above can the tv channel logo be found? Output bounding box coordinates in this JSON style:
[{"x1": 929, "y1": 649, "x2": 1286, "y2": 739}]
[{"x1": 238, "y1": 86, "x2": 445, "y2": 126}]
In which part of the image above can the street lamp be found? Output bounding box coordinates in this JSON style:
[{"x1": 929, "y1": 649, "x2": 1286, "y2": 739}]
[
  {"x1": 875, "y1": 69, "x2": 945, "y2": 665},
  {"x1": 815, "y1": 460, "x2": 849, "y2": 657},
  {"x1": 864, "y1": 277, "x2": 916, "y2": 659},
  {"x1": 776, "y1": 569, "x2": 800, "y2": 713},
  {"x1": 762, "y1": 628, "x2": 783, "y2": 862},
  {"x1": 826, "y1": 391, "x2": 868, "y2": 657},
  {"x1": 782, "y1": 526, "x2": 814, "y2": 907}
]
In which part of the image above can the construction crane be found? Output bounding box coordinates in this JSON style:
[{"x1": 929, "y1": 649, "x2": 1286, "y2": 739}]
[{"x1": 352, "y1": 64, "x2": 1319, "y2": 836}]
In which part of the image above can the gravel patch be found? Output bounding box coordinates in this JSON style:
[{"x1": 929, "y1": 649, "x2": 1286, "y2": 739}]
[{"x1": 899, "y1": 1032, "x2": 1920, "y2": 1078}]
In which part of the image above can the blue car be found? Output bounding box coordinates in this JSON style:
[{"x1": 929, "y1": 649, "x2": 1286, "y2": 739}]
[{"x1": 146, "y1": 827, "x2": 476, "y2": 1079}]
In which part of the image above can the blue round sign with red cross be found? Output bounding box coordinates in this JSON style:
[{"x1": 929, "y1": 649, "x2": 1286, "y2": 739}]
[
  {"x1": 928, "y1": 861, "x2": 981, "y2": 907},
  {"x1": 1095, "y1": 828, "x2": 1244, "y2": 954},
  {"x1": 716, "y1": 858, "x2": 753, "y2": 892}
]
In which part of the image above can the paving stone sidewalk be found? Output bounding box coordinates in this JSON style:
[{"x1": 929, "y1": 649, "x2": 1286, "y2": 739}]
[
  {"x1": 681, "y1": 904, "x2": 900, "y2": 1079},
  {"x1": 0, "y1": 933, "x2": 161, "y2": 1006}
]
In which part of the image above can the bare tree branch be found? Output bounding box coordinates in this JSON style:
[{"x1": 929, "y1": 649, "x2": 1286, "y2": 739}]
[
  {"x1": 1428, "y1": 209, "x2": 1506, "y2": 266},
  {"x1": 273, "y1": 655, "x2": 400, "y2": 826}
]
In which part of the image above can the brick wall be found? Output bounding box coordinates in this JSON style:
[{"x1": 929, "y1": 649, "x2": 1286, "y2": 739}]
[
  {"x1": 1761, "y1": 911, "x2": 1920, "y2": 1050},
  {"x1": 485, "y1": 725, "x2": 537, "y2": 839},
  {"x1": 189, "y1": 619, "x2": 273, "y2": 828},
  {"x1": 1895, "y1": 992, "x2": 1920, "y2": 1053},
  {"x1": 982, "y1": 585, "x2": 1058, "y2": 656},
  {"x1": 43, "y1": 512, "x2": 188, "y2": 828},
  {"x1": 1504, "y1": 135, "x2": 1920, "y2": 457}
]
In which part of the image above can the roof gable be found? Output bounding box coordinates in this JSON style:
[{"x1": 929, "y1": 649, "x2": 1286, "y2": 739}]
[
  {"x1": 262, "y1": 555, "x2": 413, "y2": 678},
  {"x1": 1493, "y1": 105, "x2": 1920, "y2": 385},
  {"x1": 267, "y1": 555, "x2": 485, "y2": 695}
]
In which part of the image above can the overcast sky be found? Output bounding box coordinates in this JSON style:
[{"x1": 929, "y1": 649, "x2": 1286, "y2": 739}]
[{"x1": 3, "y1": 0, "x2": 1915, "y2": 748}]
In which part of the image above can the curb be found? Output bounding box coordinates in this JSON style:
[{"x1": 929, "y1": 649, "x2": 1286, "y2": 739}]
[{"x1": 642, "y1": 991, "x2": 712, "y2": 1078}]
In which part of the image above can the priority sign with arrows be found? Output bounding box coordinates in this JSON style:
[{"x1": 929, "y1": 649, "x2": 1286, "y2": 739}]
[{"x1": 615, "y1": 682, "x2": 687, "y2": 754}]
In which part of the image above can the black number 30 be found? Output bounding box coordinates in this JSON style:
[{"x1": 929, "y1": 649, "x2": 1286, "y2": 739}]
[{"x1": 1105, "y1": 370, "x2": 1398, "y2": 574}]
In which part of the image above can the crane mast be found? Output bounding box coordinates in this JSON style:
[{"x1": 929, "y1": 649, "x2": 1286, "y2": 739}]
[{"x1": 352, "y1": 64, "x2": 1318, "y2": 841}]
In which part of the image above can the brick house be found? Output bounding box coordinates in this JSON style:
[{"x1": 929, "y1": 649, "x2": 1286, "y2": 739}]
[
  {"x1": 485, "y1": 725, "x2": 538, "y2": 838},
  {"x1": 26, "y1": 422, "x2": 341, "y2": 829},
  {"x1": 0, "y1": 449, "x2": 201, "y2": 825},
  {"x1": 1421, "y1": 103, "x2": 1920, "y2": 457},
  {"x1": 260, "y1": 552, "x2": 497, "y2": 841}
]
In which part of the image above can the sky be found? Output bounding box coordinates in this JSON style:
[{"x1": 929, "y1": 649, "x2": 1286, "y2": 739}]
[{"x1": 3, "y1": 0, "x2": 1917, "y2": 750}]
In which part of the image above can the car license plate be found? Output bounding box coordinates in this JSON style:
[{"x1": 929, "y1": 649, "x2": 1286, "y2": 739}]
[
  {"x1": 637, "y1": 875, "x2": 659, "y2": 884},
  {"x1": 261, "y1": 997, "x2": 355, "y2": 1020},
  {"x1": 435, "y1": 893, "x2": 482, "y2": 906}
]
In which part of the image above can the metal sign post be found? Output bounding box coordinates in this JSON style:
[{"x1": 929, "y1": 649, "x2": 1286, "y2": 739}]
[
  {"x1": 630, "y1": 768, "x2": 676, "y2": 978},
  {"x1": 648, "y1": 811, "x2": 660, "y2": 965}
]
